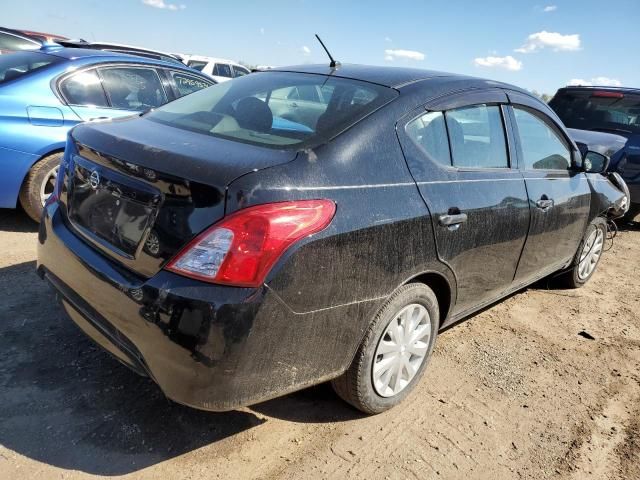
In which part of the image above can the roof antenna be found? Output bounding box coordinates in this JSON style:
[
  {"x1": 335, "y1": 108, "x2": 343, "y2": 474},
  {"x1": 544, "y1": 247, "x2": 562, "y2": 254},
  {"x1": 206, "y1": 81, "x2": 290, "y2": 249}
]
[{"x1": 315, "y1": 34, "x2": 340, "y2": 68}]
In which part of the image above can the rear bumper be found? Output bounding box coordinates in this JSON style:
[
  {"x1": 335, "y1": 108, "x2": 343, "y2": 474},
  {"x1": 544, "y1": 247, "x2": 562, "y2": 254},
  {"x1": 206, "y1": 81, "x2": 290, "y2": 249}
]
[{"x1": 37, "y1": 204, "x2": 371, "y2": 411}]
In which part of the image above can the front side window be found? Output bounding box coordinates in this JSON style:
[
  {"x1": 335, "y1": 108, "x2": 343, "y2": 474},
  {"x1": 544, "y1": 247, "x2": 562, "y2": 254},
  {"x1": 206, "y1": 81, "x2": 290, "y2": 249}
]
[
  {"x1": 59, "y1": 70, "x2": 109, "y2": 107},
  {"x1": 146, "y1": 71, "x2": 397, "y2": 149},
  {"x1": 445, "y1": 104, "x2": 509, "y2": 168},
  {"x1": 405, "y1": 111, "x2": 451, "y2": 166},
  {"x1": 513, "y1": 107, "x2": 571, "y2": 170},
  {"x1": 0, "y1": 51, "x2": 61, "y2": 84},
  {"x1": 213, "y1": 63, "x2": 232, "y2": 78},
  {"x1": 98, "y1": 67, "x2": 167, "y2": 111},
  {"x1": 170, "y1": 71, "x2": 212, "y2": 98}
]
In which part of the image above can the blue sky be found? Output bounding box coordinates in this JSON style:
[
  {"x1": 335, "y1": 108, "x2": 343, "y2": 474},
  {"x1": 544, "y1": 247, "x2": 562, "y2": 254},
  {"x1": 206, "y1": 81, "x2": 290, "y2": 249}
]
[{"x1": 4, "y1": 0, "x2": 639, "y2": 93}]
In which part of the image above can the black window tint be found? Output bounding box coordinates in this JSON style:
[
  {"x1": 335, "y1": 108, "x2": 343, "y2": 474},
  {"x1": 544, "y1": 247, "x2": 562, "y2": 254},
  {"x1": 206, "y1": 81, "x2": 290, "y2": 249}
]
[
  {"x1": 550, "y1": 90, "x2": 640, "y2": 135},
  {"x1": 60, "y1": 70, "x2": 108, "y2": 107},
  {"x1": 0, "y1": 32, "x2": 39, "y2": 51},
  {"x1": 445, "y1": 104, "x2": 508, "y2": 168},
  {"x1": 513, "y1": 107, "x2": 571, "y2": 170},
  {"x1": 233, "y1": 66, "x2": 250, "y2": 77},
  {"x1": 406, "y1": 111, "x2": 451, "y2": 166},
  {"x1": 99, "y1": 67, "x2": 167, "y2": 111},
  {"x1": 170, "y1": 71, "x2": 211, "y2": 97},
  {"x1": 0, "y1": 51, "x2": 61, "y2": 84},
  {"x1": 213, "y1": 63, "x2": 232, "y2": 78}
]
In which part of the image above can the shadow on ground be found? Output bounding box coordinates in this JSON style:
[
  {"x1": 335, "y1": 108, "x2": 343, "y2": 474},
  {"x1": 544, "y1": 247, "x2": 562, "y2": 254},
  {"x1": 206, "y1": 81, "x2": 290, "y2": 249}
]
[
  {"x1": 0, "y1": 208, "x2": 38, "y2": 233},
  {"x1": 0, "y1": 256, "x2": 360, "y2": 475}
]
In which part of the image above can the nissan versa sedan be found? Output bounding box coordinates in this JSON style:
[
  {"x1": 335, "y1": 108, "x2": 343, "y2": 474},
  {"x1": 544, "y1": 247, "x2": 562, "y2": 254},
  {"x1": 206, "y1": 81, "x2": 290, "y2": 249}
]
[
  {"x1": 0, "y1": 47, "x2": 214, "y2": 222},
  {"x1": 37, "y1": 65, "x2": 628, "y2": 414}
]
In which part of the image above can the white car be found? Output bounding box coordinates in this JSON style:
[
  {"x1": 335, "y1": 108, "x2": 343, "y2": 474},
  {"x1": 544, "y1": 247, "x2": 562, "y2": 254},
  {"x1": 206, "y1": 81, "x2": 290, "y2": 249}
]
[{"x1": 180, "y1": 55, "x2": 250, "y2": 83}]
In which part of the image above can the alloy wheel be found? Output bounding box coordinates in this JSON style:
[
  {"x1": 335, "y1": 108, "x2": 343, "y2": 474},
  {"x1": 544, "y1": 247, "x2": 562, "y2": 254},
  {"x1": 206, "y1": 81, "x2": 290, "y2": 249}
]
[{"x1": 578, "y1": 228, "x2": 604, "y2": 280}]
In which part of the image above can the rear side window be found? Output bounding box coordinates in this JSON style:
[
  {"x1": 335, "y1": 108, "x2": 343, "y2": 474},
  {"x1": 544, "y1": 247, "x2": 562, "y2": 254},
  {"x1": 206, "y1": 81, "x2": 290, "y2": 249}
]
[
  {"x1": 405, "y1": 111, "x2": 451, "y2": 166},
  {"x1": 213, "y1": 63, "x2": 232, "y2": 78},
  {"x1": 146, "y1": 71, "x2": 397, "y2": 149},
  {"x1": 445, "y1": 105, "x2": 508, "y2": 168},
  {"x1": 59, "y1": 70, "x2": 109, "y2": 107},
  {"x1": 233, "y1": 66, "x2": 250, "y2": 78},
  {"x1": 98, "y1": 67, "x2": 167, "y2": 111},
  {"x1": 513, "y1": 107, "x2": 571, "y2": 170},
  {"x1": 170, "y1": 71, "x2": 212, "y2": 98},
  {"x1": 0, "y1": 51, "x2": 60, "y2": 84}
]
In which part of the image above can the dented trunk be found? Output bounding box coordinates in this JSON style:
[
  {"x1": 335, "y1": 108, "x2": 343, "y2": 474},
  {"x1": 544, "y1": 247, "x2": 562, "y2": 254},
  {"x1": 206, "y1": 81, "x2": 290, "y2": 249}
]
[{"x1": 59, "y1": 117, "x2": 297, "y2": 278}]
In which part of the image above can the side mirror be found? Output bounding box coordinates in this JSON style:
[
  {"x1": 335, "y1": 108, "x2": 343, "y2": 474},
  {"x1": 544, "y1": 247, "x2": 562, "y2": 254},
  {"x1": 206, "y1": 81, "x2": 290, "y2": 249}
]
[{"x1": 583, "y1": 151, "x2": 610, "y2": 174}]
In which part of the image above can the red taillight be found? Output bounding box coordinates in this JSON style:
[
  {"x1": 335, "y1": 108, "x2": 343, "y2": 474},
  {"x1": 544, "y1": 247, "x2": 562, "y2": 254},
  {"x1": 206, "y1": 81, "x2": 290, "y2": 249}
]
[
  {"x1": 591, "y1": 91, "x2": 624, "y2": 98},
  {"x1": 165, "y1": 200, "x2": 336, "y2": 287}
]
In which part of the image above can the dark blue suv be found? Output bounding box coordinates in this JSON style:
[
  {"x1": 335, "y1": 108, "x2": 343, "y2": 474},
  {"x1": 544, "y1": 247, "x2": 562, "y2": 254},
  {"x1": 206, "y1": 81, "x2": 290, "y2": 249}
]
[{"x1": 550, "y1": 86, "x2": 640, "y2": 220}]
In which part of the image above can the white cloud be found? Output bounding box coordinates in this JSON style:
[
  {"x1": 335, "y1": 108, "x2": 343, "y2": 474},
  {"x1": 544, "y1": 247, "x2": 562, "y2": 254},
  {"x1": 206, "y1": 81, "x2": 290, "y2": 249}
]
[
  {"x1": 474, "y1": 55, "x2": 523, "y2": 71},
  {"x1": 568, "y1": 77, "x2": 622, "y2": 87},
  {"x1": 543, "y1": 5, "x2": 557, "y2": 12},
  {"x1": 300, "y1": 46, "x2": 311, "y2": 56},
  {"x1": 142, "y1": 0, "x2": 185, "y2": 10},
  {"x1": 515, "y1": 31, "x2": 580, "y2": 53},
  {"x1": 383, "y1": 49, "x2": 425, "y2": 61}
]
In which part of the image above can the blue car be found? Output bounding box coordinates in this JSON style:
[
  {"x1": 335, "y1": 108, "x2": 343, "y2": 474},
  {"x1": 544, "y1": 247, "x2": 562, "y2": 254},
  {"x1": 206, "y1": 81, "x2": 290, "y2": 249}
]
[
  {"x1": 550, "y1": 86, "x2": 640, "y2": 220},
  {"x1": 0, "y1": 46, "x2": 214, "y2": 221}
]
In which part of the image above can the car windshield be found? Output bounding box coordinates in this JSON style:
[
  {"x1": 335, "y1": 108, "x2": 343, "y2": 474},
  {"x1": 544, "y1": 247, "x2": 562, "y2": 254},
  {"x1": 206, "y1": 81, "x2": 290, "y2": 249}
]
[
  {"x1": 146, "y1": 71, "x2": 398, "y2": 149},
  {"x1": 551, "y1": 89, "x2": 640, "y2": 135},
  {"x1": 0, "y1": 51, "x2": 61, "y2": 84}
]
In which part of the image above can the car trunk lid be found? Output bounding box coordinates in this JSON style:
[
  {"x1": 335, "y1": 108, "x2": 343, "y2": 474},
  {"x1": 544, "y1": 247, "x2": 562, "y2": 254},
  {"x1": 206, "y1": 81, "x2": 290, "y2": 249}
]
[{"x1": 60, "y1": 117, "x2": 297, "y2": 278}]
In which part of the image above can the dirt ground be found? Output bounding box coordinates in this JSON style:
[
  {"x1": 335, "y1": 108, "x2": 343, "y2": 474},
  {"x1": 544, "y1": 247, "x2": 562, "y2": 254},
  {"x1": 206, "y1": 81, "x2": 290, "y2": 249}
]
[{"x1": 0, "y1": 208, "x2": 638, "y2": 480}]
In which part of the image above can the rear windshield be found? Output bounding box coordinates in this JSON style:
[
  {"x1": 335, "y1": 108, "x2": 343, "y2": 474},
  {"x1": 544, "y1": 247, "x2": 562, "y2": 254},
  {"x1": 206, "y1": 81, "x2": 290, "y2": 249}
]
[
  {"x1": 0, "y1": 51, "x2": 61, "y2": 84},
  {"x1": 550, "y1": 89, "x2": 640, "y2": 135},
  {"x1": 146, "y1": 71, "x2": 398, "y2": 149}
]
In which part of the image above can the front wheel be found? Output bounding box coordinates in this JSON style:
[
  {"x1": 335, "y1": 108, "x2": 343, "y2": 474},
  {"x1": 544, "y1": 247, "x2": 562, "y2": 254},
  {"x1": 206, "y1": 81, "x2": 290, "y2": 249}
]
[
  {"x1": 331, "y1": 283, "x2": 439, "y2": 414},
  {"x1": 19, "y1": 152, "x2": 62, "y2": 223},
  {"x1": 558, "y1": 217, "x2": 607, "y2": 288}
]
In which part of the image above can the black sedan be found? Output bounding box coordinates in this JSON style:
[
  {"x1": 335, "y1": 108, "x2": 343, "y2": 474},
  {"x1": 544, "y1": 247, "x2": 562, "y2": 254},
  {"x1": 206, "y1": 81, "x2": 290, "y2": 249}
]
[{"x1": 37, "y1": 65, "x2": 628, "y2": 414}]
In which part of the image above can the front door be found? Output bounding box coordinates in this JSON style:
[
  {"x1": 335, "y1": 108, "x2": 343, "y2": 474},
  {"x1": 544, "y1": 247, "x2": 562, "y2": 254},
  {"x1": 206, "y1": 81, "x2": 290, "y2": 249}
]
[
  {"x1": 398, "y1": 91, "x2": 530, "y2": 315},
  {"x1": 507, "y1": 103, "x2": 591, "y2": 283}
]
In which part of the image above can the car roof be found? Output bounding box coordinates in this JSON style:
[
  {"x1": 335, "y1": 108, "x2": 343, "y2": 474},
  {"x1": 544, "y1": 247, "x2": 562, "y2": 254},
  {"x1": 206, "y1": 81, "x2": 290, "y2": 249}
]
[
  {"x1": 36, "y1": 46, "x2": 196, "y2": 69},
  {"x1": 270, "y1": 63, "x2": 487, "y2": 89},
  {"x1": 557, "y1": 85, "x2": 640, "y2": 94}
]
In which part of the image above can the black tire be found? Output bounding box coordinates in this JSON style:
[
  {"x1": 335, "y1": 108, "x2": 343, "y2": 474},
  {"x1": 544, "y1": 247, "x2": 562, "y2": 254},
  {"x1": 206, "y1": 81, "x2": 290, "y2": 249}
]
[
  {"x1": 331, "y1": 283, "x2": 439, "y2": 414},
  {"x1": 623, "y1": 204, "x2": 640, "y2": 223},
  {"x1": 19, "y1": 152, "x2": 62, "y2": 223},
  {"x1": 557, "y1": 217, "x2": 607, "y2": 288}
]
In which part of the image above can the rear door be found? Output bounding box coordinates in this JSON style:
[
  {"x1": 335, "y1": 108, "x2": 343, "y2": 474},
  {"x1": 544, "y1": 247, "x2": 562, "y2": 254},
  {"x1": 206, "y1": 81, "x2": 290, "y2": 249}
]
[
  {"x1": 506, "y1": 93, "x2": 591, "y2": 283},
  {"x1": 398, "y1": 90, "x2": 530, "y2": 315}
]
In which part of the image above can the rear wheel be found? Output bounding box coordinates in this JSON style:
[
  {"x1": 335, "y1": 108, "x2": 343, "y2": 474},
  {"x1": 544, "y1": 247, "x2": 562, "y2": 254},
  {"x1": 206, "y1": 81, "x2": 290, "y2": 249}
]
[
  {"x1": 331, "y1": 283, "x2": 439, "y2": 414},
  {"x1": 19, "y1": 152, "x2": 62, "y2": 223},
  {"x1": 558, "y1": 217, "x2": 607, "y2": 288}
]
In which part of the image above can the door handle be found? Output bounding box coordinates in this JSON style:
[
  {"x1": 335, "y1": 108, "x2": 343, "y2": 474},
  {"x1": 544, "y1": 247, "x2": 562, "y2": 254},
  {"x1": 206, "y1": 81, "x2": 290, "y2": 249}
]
[
  {"x1": 439, "y1": 213, "x2": 468, "y2": 227},
  {"x1": 536, "y1": 197, "x2": 554, "y2": 210}
]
